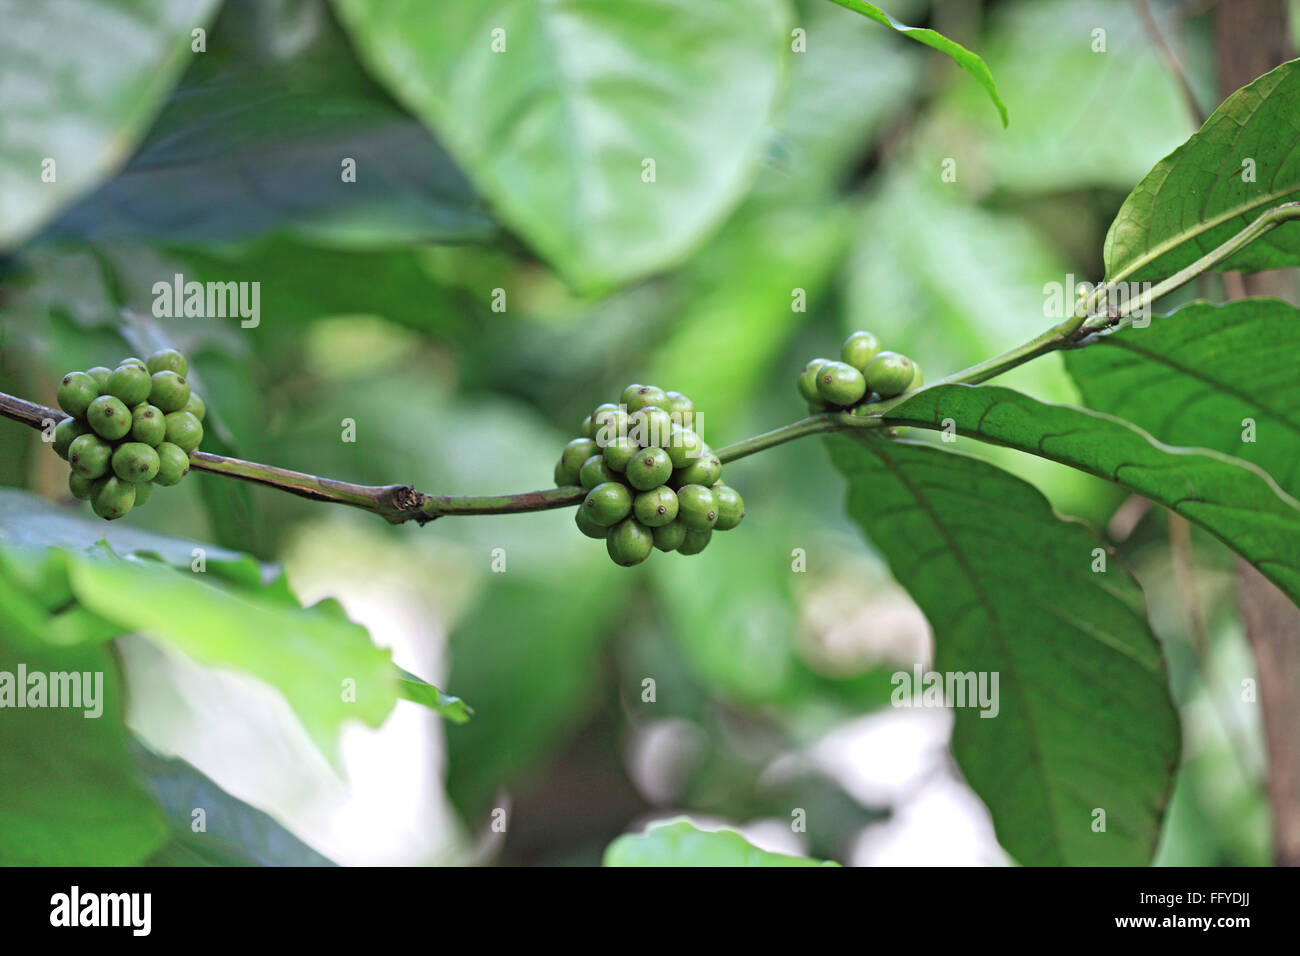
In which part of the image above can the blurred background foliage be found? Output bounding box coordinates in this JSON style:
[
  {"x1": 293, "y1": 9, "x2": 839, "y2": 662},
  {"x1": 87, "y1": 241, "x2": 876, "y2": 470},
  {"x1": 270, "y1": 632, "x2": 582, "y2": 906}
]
[{"x1": 0, "y1": 0, "x2": 1278, "y2": 864}]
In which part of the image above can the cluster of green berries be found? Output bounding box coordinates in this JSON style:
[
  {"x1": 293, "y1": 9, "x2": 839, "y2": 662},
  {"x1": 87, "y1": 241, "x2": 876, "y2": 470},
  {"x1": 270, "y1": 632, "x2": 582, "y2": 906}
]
[
  {"x1": 51, "y1": 349, "x2": 206, "y2": 521},
  {"x1": 797, "y1": 331, "x2": 923, "y2": 410},
  {"x1": 554, "y1": 384, "x2": 744, "y2": 567}
]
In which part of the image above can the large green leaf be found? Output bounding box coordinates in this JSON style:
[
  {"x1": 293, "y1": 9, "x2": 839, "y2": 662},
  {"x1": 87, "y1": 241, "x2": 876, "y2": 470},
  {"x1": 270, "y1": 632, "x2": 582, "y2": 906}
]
[
  {"x1": 50, "y1": 0, "x2": 491, "y2": 247},
  {"x1": 0, "y1": 641, "x2": 168, "y2": 864},
  {"x1": 884, "y1": 383, "x2": 1300, "y2": 609},
  {"x1": 1105, "y1": 58, "x2": 1300, "y2": 283},
  {"x1": 67, "y1": 546, "x2": 398, "y2": 758},
  {"x1": 826, "y1": 1, "x2": 1007, "y2": 126},
  {"x1": 0, "y1": 0, "x2": 220, "y2": 249},
  {"x1": 1065, "y1": 299, "x2": 1300, "y2": 498},
  {"x1": 0, "y1": 489, "x2": 407, "y2": 756},
  {"x1": 603, "y1": 818, "x2": 839, "y2": 867},
  {"x1": 329, "y1": 0, "x2": 789, "y2": 290},
  {"x1": 826, "y1": 434, "x2": 1178, "y2": 865}
]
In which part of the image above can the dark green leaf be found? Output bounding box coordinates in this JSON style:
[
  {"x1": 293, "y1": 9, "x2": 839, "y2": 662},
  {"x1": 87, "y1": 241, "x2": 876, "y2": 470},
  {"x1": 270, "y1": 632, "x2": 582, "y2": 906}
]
[
  {"x1": 827, "y1": 1, "x2": 1007, "y2": 126},
  {"x1": 604, "y1": 818, "x2": 839, "y2": 866},
  {"x1": 0, "y1": 0, "x2": 221, "y2": 249},
  {"x1": 1065, "y1": 298, "x2": 1300, "y2": 497},
  {"x1": 1105, "y1": 59, "x2": 1300, "y2": 282},
  {"x1": 0, "y1": 642, "x2": 168, "y2": 864},
  {"x1": 49, "y1": 0, "x2": 491, "y2": 246},
  {"x1": 826, "y1": 434, "x2": 1178, "y2": 865},
  {"x1": 886, "y1": 383, "x2": 1300, "y2": 608},
  {"x1": 330, "y1": 0, "x2": 790, "y2": 290}
]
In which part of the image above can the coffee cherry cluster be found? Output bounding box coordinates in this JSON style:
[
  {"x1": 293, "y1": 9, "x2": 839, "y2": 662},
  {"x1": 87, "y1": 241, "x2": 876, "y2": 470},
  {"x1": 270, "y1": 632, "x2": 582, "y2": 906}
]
[
  {"x1": 52, "y1": 349, "x2": 205, "y2": 521},
  {"x1": 797, "y1": 331, "x2": 923, "y2": 410},
  {"x1": 555, "y1": 384, "x2": 744, "y2": 567}
]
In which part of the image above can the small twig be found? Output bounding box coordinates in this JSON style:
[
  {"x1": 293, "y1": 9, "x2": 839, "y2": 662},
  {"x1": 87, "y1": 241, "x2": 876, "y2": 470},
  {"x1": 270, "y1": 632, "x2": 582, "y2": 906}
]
[
  {"x1": 0, "y1": 391, "x2": 581, "y2": 524},
  {"x1": 1133, "y1": 0, "x2": 1207, "y2": 126}
]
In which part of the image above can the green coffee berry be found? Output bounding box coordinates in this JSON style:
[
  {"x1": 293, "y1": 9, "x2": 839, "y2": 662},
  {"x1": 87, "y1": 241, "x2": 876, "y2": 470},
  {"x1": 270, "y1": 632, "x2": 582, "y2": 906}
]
[
  {"x1": 664, "y1": 390, "x2": 695, "y2": 429},
  {"x1": 163, "y1": 411, "x2": 203, "y2": 452},
  {"x1": 153, "y1": 442, "x2": 190, "y2": 486},
  {"x1": 908, "y1": 362, "x2": 923, "y2": 391},
  {"x1": 677, "y1": 528, "x2": 712, "y2": 556},
  {"x1": 56, "y1": 371, "x2": 99, "y2": 418},
  {"x1": 132, "y1": 481, "x2": 153, "y2": 507},
  {"x1": 149, "y1": 370, "x2": 191, "y2": 413},
  {"x1": 676, "y1": 484, "x2": 718, "y2": 531},
  {"x1": 583, "y1": 481, "x2": 633, "y2": 527},
  {"x1": 131, "y1": 404, "x2": 166, "y2": 446},
  {"x1": 797, "y1": 358, "x2": 832, "y2": 406},
  {"x1": 68, "y1": 434, "x2": 112, "y2": 478},
  {"x1": 592, "y1": 403, "x2": 628, "y2": 443},
  {"x1": 146, "y1": 348, "x2": 188, "y2": 377},
  {"x1": 112, "y1": 442, "x2": 161, "y2": 483},
  {"x1": 68, "y1": 472, "x2": 96, "y2": 501},
  {"x1": 92, "y1": 476, "x2": 135, "y2": 521},
  {"x1": 629, "y1": 407, "x2": 673, "y2": 447},
  {"x1": 862, "y1": 351, "x2": 915, "y2": 398},
  {"x1": 561, "y1": 438, "x2": 600, "y2": 478},
  {"x1": 580, "y1": 415, "x2": 595, "y2": 439},
  {"x1": 105, "y1": 364, "x2": 152, "y2": 406},
  {"x1": 555, "y1": 458, "x2": 578, "y2": 487},
  {"x1": 712, "y1": 484, "x2": 745, "y2": 531},
  {"x1": 606, "y1": 518, "x2": 654, "y2": 567},
  {"x1": 626, "y1": 447, "x2": 672, "y2": 491},
  {"x1": 575, "y1": 506, "x2": 609, "y2": 539},
  {"x1": 652, "y1": 521, "x2": 688, "y2": 552},
  {"x1": 579, "y1": 454, "x2": 616, "y2": 490},
  {"x1": 86, "y1": 366, "x2": 113, "y2": 389},
  {"x1": 183, "y1": 392, "x2": 206, "y2": 422},
  {"x1": 841, "y1": 331, "x2": 882, "y2": 372},
  {"x1": 86, "y1": 395, "x2": 131, "y2": 441},
  {"x1": 621, "y1": 384, "x2": 668, "y2": 412},
  {"x1": 633, "y1": 485, "x2": 679, "y2": 527},
  {"x1": 53, "y1": 417, "x2": 90, "y2": 460},
  {"x1": 665, "y1": 426, "x2": 706, "y2": 469},
  {"x1": 117, "y1": 357, "x2": 146, "y2": 369},
  {"x1": 602, "y1": 436, "x2": 640, "y2": 473},
  {"x1": 816, "y1": 360, "x2": 867, "y2": 407},
  {"x1": 672, "y1": 453, "x2": 721, "y2": 488}
]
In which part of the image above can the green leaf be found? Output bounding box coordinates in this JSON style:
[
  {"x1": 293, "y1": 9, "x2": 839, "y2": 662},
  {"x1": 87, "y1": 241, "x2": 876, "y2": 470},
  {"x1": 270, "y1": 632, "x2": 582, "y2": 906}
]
[
  {"x1": 0, "y1": 0, "x2": 221, "y2": 249},
  {"x1": 0, "y1": 487, "x2": 247, "y2": 567},
  {"x1": 51, "y1": 0, "x2": 491, "y2": 247},
  {"x1": 0, "y1": 642, "x2": 169, "y2": 864},
  {"x1": 329, "y1": 0, "x2": 790, "y2": 290},
  {"x1": 826, "y1": 1, "x2": 1007, "y2": 126},
  {"x1": 1065, "y1": 299, "x2": 1300, "y2": 498},
  {"x1": 396, "y1": 667, "x2": 473, "y2": 725},
  {"x1": 603, "y1": 818, "x2": 839, "y2": 866},
  {"x1": 885, "y1": 383, "x2": 1300, "y2": 610},
  {"x1": 65, "y1": 545, "x2": 399, "y2": 759},
  {"x1": 826, "y1": 434, "x2": 1178, "y2": 865},
  {"x1": 132, "y1": 741, "x2": 336, "y2": 866},
  {"x1": 1105, "y1": 58, "x2": 1300, "y2": 282}
]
